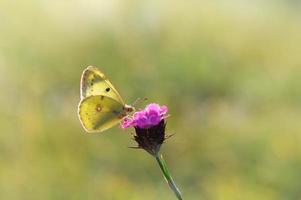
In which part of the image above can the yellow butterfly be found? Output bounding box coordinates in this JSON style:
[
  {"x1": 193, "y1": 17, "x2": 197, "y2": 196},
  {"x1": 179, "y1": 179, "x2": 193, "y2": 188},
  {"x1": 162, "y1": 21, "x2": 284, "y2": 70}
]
[{"x1": 78, "y1": 66, "x2": 134, "y2": 133}]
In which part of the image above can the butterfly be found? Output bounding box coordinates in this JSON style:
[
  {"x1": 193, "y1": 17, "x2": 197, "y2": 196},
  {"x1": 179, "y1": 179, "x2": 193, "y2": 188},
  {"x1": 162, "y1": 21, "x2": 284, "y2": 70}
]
[{"x1": 78, "y1": 66, "x2": 135, "y2": 133}]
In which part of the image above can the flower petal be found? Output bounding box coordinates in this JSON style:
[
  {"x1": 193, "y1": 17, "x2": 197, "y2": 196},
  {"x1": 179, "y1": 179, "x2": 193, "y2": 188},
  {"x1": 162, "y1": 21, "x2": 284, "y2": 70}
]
[{"x1": 120, "y1": 117, "x2": 134, "y2": 128}]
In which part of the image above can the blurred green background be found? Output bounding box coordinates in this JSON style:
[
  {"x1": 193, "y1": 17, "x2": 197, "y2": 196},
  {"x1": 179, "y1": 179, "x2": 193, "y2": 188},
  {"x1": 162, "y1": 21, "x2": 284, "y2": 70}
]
[{"x1": 1, "y1": 0, "x2": 301, "y2": 199}]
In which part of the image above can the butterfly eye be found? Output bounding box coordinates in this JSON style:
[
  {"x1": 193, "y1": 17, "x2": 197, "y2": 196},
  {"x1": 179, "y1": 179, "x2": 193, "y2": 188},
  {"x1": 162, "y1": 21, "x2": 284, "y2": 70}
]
[{"x1": 105, "y1": 88, "x2": 110, "y2": 92}]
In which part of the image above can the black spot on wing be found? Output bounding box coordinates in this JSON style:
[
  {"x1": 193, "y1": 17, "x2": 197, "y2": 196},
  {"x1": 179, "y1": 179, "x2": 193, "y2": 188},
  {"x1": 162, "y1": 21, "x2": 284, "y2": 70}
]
[{"x1": 105, "y1": 87, "x2": 110, "y2": 92}]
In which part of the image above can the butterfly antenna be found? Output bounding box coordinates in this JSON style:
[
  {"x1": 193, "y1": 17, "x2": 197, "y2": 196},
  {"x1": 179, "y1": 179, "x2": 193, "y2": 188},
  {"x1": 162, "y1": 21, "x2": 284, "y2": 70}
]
[{"x1": 132, "y1": 97, "x2": 148, "y2": 108}]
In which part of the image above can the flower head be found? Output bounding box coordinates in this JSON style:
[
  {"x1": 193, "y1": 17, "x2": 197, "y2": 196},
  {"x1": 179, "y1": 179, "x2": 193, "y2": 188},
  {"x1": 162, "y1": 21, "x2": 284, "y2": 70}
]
[
  {"x1": 121, "y1": 103, "x2": 169, "y2": 156},
  {"x1": 121, "y1": 103, "x2": 168, "y2": 129}
]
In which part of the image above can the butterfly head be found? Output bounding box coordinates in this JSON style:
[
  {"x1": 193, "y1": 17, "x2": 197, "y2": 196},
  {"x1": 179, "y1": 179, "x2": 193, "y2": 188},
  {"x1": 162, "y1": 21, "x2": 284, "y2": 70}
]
[{"x1": 124, "y1": 104, "x2": 135, "y2": 113}]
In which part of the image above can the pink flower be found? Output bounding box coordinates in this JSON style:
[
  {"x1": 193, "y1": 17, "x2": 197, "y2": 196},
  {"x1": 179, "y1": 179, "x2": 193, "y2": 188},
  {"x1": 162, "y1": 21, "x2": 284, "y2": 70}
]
[{"x1": 121, "y1": 103, "x2": 168, "y2": 129}]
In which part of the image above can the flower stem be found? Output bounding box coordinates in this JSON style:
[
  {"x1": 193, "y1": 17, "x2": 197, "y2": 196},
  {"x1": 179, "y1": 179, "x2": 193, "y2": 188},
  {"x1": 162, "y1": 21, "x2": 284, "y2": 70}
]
[{"x1": 155, "y1": 153, "x2": 183, "y2": 200}]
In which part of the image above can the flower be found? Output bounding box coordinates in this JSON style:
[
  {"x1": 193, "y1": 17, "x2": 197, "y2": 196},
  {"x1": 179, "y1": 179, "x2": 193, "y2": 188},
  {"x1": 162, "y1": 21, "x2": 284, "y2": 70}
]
[
  {"x1": 121, "y1": 103, "x2": 183, "y2": 199},
  {"x1": 121, "y1": 103, "x2": 169, "y2": 156},
  {"x1": 121, "y1": 103, "x2": 168, "y2": 129}
]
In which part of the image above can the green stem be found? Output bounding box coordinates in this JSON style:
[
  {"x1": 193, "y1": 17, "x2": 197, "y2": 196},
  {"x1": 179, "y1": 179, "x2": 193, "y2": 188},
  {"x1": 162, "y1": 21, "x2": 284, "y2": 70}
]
[{"x1": 155, "y1": 153, "x2": 183, "y2": 200}]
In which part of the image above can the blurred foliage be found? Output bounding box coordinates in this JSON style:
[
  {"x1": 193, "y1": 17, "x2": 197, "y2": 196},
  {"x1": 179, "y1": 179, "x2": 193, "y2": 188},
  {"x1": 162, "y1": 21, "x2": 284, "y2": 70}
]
[{"x1": 1, "y1": 0, "x2": 301, "y2": 199}]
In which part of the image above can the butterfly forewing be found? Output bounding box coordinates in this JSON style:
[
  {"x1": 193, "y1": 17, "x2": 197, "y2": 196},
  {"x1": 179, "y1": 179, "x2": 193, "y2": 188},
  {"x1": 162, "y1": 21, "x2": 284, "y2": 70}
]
[
  {"x1": 80, "y1": 66, "x2": 124, "y2": 104},
  {"x1": 78, "y1": 95, "x2": 126, "y2": 133}
]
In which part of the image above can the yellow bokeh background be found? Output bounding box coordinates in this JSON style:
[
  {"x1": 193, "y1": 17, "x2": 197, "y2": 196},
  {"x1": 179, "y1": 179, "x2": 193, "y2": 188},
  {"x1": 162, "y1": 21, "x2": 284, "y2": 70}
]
[{"x1": 1, "y1": 1, "x2": 301, "y2": 199}]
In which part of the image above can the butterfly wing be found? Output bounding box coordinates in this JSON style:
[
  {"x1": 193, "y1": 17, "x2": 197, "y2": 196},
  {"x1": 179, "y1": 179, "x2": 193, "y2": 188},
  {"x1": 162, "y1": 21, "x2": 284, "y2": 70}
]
[
  {"x1": 80, "y1": 66, "x2": 124, "y2": 104},
  {"x1": 78, "y1": 95, "x2": 126, "y2": 133}
]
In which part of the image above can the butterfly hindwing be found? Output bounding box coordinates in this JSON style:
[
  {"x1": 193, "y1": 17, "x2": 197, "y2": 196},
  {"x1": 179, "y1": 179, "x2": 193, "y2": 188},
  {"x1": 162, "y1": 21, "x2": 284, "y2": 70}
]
[
  {"x1": 78, "y1": 95, "x2": 126, "y2": 133},
  {"x1": 80, "y1": 66, "x2": 124, "y2": 104}
]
